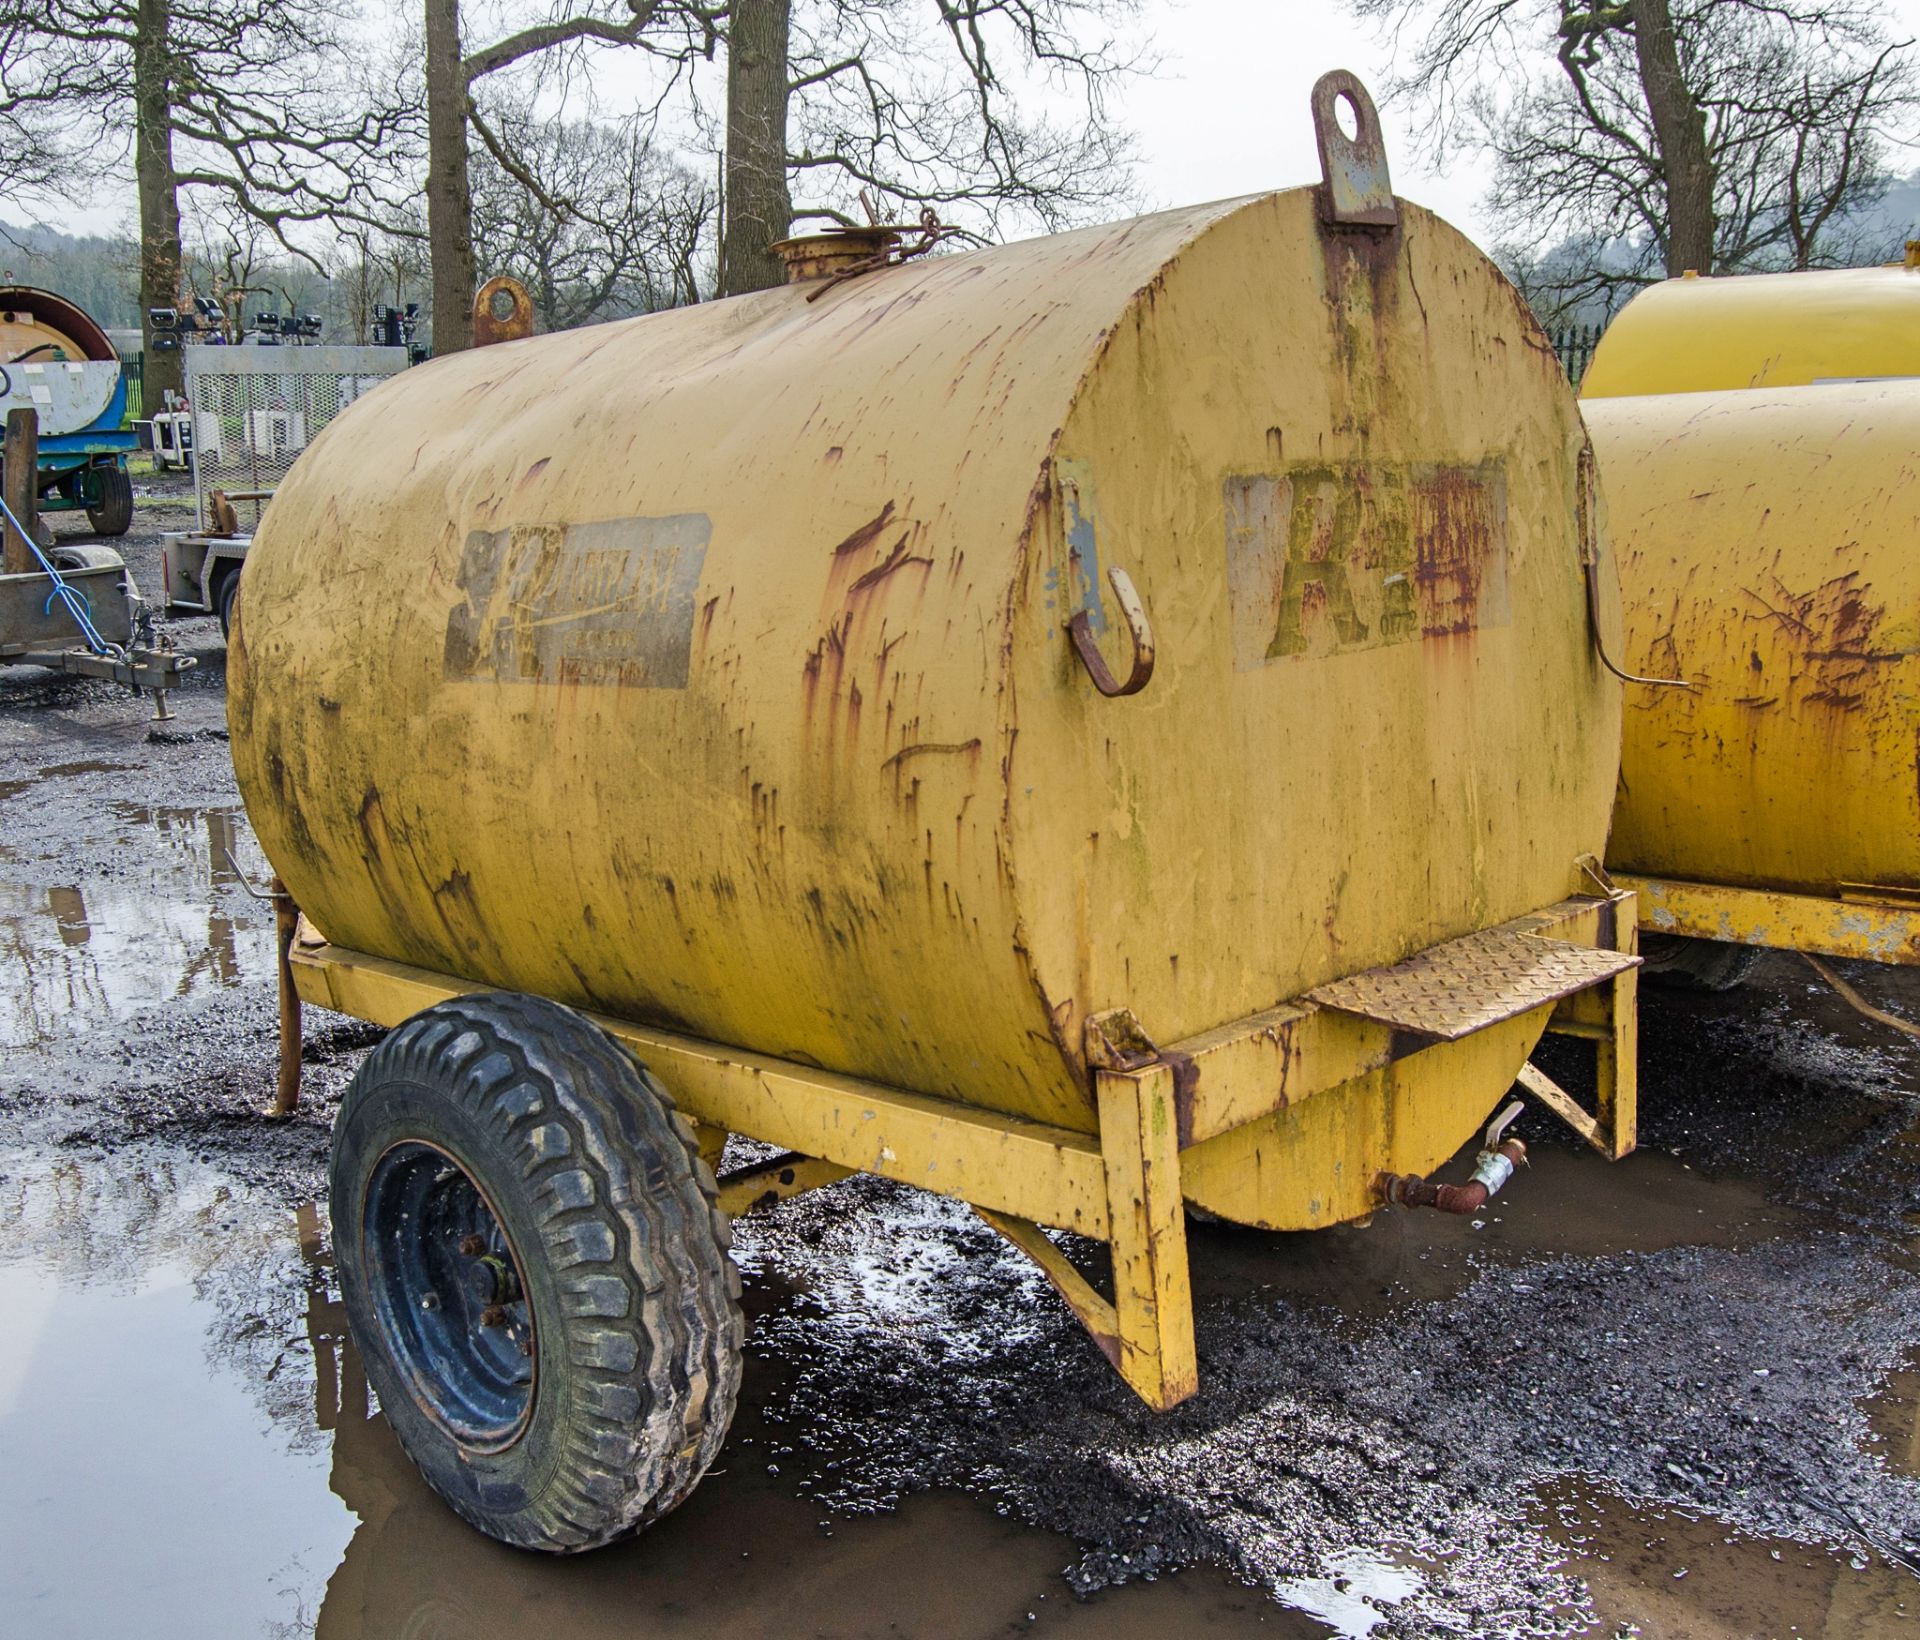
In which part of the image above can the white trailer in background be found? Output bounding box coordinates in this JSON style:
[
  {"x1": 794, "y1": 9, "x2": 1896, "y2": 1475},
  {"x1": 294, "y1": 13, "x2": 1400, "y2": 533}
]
[{"x1": 161, "y1": 343, "x2": 406, "y2": 634}]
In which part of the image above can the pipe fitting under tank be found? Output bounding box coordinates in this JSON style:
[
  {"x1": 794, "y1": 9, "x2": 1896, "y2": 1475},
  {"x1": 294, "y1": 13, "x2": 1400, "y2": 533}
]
[{"x1": 1374, "y1": 1100, "x2": 1527, "y2": 1215}]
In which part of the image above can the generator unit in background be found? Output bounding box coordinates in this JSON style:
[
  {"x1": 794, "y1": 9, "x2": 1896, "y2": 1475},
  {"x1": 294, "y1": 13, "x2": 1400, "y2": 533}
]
[
  {"x1": 230, "y1": 76, "x2": 1643, "y2": 1554},
  {"x1": 0, "y1": 287, "x2": 137, "y2": 534}
]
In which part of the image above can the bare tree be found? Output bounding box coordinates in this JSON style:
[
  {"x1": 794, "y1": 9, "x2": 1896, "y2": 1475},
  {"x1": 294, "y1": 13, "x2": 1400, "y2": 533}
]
[
  {"x1": 718, "y1": 0, "x2": 1145, "y2": 296},
  {"x1": 469, "y1": 99, "x2": 717, "y2": 324},
  {"x1": 1352, "y1": 0, "x2": 1918, "y2": 317},
  {"x1": 0, "y1": 0, "x2": 412, "y2": 399},
  {"x1": 423, "y1": 0, "x2": 726, "y2": 355},
  {"x1": 334, "y1": 222, "x2": 433, "y2": 346},
  {"x1": 180, "y1": 192, "x2": 337, "y2": 339}
]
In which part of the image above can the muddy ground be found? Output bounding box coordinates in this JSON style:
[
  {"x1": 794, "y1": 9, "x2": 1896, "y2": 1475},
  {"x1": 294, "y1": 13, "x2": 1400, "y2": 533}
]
[{"x1": 4, "y1": 477, "x2": 1920, "y2": 1637}]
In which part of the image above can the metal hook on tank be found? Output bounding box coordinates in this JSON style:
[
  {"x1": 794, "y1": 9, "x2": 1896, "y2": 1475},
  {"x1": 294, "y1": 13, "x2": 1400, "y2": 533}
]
[{"x1": 1069, "y1": 565, "x2": 1155, "y2": 697}]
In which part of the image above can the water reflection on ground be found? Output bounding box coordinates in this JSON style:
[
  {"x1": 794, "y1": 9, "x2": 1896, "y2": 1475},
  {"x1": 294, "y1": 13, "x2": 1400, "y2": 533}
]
[
  {"x1": 0, "y1": 802, "x2": 272, "y2": 1048},
  {"x1": 0, "y1": 1148, "x2": 1318, "y2": 1640}
]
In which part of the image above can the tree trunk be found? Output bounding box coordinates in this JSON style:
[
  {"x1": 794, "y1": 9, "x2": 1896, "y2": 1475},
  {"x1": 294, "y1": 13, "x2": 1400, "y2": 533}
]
[
  {"x1": 133, "y1": 0, "x2": 184, "y2": 406},
  {"x1": 426, "y1": 0, "x2": 475, "y2": 354},
  {"x1": 720, "y1": 0, "x2": 794, "y2": 297},
  {"x1": 1632, "y1": 0, "x2": 1716, "y2": 276}
]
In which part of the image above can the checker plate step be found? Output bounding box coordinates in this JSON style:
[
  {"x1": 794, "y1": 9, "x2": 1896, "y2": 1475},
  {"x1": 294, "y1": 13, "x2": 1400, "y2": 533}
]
[{"x1": 1306, "y1": 930, "x2": 1638, "y2": 1042}]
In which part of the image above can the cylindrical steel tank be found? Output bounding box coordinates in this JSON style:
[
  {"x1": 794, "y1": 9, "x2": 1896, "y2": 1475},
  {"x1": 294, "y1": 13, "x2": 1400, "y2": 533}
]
[
  {"x1": 230, "y1": 186, "x2": 1622, "y2": 1224},
  {"x1": 1590, "y1": 382, "x2": 1920, "y2": 897},
  {"x1": 1581, "y1": 261, "x2": 1920, "y2": 397},
  {"x1": 0, "y1": 286, "x2": 124, "y2": 439}
]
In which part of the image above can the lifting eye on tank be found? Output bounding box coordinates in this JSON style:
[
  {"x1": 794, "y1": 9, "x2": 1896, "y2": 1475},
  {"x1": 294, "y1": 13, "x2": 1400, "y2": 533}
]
[{"x1": 1310, "y1": 70, "x2": 1398, "y2": 231}]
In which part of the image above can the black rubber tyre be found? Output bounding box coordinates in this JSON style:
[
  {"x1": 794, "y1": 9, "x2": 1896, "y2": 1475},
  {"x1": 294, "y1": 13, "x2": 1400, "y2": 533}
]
[
  {"x1": 1640, "y1": 932, "x2": 1763, "y2": 992},
  {"x1": 216, "y1": 569, "x2": 239, "y2": 639},
  {"x1": 331, "y1": 992, "x2": 743, "y2": 1553},
  {"x1": 85, "y1": 463, "x2": 134, "y2": 536}
]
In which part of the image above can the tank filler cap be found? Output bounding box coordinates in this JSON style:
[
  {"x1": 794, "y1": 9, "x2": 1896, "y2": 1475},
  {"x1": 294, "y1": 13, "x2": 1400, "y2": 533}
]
[{"x1": 769, "y1": 226, "x2": 906, "y2": 284}]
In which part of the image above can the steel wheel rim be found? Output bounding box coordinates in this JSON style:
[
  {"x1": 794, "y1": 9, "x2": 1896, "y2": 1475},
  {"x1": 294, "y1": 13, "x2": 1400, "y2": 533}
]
[{"x1": 362, "y1": 1140, "x2": 537, "y2": 1452}]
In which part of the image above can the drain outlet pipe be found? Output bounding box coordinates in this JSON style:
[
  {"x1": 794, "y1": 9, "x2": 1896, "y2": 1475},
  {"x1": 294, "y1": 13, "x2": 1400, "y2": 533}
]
[{"x1": 1374, "y1": 1100, "x2": 1527, "y2": 1215}]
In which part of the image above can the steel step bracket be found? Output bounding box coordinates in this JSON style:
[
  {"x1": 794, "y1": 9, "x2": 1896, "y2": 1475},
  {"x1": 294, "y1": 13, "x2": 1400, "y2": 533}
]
[{"x1": 1305, "y1": 926, "x2": 1639, "y2": 1043}]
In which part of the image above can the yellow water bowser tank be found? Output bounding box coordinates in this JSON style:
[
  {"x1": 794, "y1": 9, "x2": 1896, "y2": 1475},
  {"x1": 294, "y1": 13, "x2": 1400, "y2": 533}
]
[
  {"x1": 1589, "y1": 382, "x2": 1920, "y2": 901},
  {"x1": 1581, "y1": 259, "x2": 1920, "y2": 397},
  {"x1": 230, "y1": 180, "x2": 1624, "y2": 1227}
]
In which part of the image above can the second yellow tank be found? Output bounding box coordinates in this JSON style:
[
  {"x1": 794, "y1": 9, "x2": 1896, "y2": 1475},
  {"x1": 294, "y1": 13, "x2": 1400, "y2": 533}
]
[
  {"x1": 1590, "y1": 381, "x2": 1920, "y2": 919},
  {"x1": 1582, "y1": 259, "x2": 1920, "y2": 397}
]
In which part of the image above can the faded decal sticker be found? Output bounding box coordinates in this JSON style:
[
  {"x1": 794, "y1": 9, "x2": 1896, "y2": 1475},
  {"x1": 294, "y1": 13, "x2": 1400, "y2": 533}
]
[
  {"x1": 1053, "y1": 457, "x2": 1106, "y2": 634},
  {"x1": 444, "y1": 513, "x2": 711, "y2": 687},
  {"x1": 1224, "y1": 461, "x2": 1510, "y2": 669}
]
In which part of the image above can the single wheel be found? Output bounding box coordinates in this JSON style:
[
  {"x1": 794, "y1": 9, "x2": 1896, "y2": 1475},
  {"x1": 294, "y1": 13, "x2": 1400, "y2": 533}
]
[
  {"x1": 85, "y1": 463, "x2": 134, "y2": 536},
  {"x1": 216, "y1": 569, "x2": 240, "y2": 639},
  {"x1": 49, "y1": 543, "x2": 140, "y2": 611},
  {"x1": 1640, "y1": 933, "x2": 1763, "y2": 992},
  {"x1": 331, "y1": 992, "x2": 743, "y2": 1552}
]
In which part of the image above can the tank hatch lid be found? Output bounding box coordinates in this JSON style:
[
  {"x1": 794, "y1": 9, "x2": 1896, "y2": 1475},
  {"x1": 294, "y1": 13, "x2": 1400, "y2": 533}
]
[
  {"x1": 769, "y1": 225, "x2": 906, "y2": 284},
  {"x1": 1307, "y1": 928, "x2": 1638, "y2": 1043}
]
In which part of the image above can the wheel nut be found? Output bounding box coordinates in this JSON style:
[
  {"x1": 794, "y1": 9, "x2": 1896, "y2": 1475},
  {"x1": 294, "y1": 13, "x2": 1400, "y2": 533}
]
[
  {"x1": 458, "y1": 1233, "x2": 486, "y2": 1256},
  {"x1": 421, "y1": 1292, "x2": 441, "y2": 1311},
  {"x1": 480, "y1": 1304, "x2": 507, "y2": 1328}
]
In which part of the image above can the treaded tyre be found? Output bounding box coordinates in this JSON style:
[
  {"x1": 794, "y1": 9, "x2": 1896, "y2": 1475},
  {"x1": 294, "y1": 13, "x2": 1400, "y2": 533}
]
[
  {"x1": 85, "y1": 463, "x2": 134, "y2": 536},
  {"x1": 217, "y1": 570, "x2": 239, "y2": 639},
  {"x1": 331, "y1": 992, "x2": 743, "y2": 1552},
  {"x1": 1640, "y1": 932, "x2": 1763, "y2": 992}
]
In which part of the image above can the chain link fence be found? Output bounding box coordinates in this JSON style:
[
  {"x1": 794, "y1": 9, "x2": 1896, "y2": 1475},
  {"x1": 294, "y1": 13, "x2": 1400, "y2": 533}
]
[{"x1": 180, "y1": 345, "x2": 406, "y2": 531}]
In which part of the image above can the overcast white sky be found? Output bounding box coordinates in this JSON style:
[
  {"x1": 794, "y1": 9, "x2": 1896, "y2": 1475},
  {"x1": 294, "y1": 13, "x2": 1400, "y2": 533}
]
[
  {"x1": 29, "y1": 0, "x2": 1920, "y2": 253},
  {"x1": 1133, "y1": 0, "x2": 1920, "y2": 245},
  {"x1": 1129, "y1": 2, "x2": 1491, "y2": 235}
]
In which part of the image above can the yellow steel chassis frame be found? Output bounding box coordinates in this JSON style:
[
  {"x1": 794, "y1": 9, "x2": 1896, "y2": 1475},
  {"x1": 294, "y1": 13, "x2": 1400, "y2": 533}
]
[
  {"x1": 281, "y1": 890, "x2": 1639, "y2": 1412},
  {"x1": 1618, "y1": 873, "x2": 1920, "y2": 967}
]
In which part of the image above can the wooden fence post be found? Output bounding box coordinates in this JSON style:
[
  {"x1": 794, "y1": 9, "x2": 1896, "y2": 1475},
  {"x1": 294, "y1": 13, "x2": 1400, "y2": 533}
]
[{"x1": 3, "y1": 407, "x2": 41, "y2": 574}]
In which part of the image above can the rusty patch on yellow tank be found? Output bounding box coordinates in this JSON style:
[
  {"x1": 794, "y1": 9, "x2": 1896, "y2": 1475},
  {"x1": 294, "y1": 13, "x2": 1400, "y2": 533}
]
[{"x1": 1222, "y1": 460, "x2": 1510, "y2": 668}]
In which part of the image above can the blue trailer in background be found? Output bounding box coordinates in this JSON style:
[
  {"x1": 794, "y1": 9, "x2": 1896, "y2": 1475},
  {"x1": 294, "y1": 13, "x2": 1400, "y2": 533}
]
[
  {"x1": 0, "y1": 285, "x2": 189, "y2": 714},
  {"x1": 0, "y1": 285, "x2": 138, "y2": 535}
]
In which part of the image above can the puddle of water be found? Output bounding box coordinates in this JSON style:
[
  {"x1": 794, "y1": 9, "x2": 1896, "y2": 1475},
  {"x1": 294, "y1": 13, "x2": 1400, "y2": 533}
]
[
  {"x1": 1536, "y1": 1478, "x2": 1917, "y2": 1637},
  {"x1": 1271, "y1": 1548, "x2": 1426, "y2": 1637},
  {"x1": 0, "y1": 1146, "x2": 1322, "y2": 1640},
  {"x1": 0, "y1": 801, "x2": 272, "y2": 1048},
  {"x1": 1186, "y1": 1140, "x2": 1790, "y2": 1320},
  {"x1": 0, "y1": 1155, "x2": 351, "y2": 1637},
  {"x1": 1866, "y1": 1356, "x2": 1920, "y2": 1479},
  {"x1": 0, "y1": 763, "x2": 137, "y2": 804}
]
